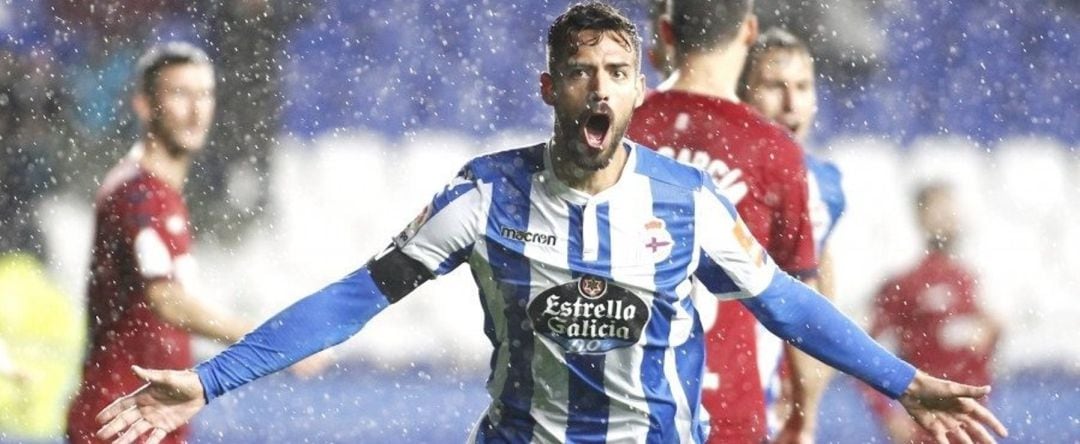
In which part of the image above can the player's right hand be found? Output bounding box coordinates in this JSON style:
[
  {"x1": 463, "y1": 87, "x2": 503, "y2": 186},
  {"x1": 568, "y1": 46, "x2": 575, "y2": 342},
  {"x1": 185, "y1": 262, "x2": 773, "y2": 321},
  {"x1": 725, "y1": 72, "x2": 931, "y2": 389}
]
[
  {"x1": 899, "y1": 370, "x2": 1008, "y2": 444},
  {"x1": 95, "y1": 366, "x2": 206, "y2": 444}
]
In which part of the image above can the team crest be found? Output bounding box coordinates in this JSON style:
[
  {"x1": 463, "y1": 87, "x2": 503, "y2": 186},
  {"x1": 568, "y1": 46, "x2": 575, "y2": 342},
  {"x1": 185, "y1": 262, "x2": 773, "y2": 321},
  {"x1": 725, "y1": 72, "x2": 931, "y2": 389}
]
[
  {"x1": 641, "y1": 218, "x2": 674, "y2": 262},
  {"x1": 578, "y1": 275, "x2": 608, "y2": 299}
]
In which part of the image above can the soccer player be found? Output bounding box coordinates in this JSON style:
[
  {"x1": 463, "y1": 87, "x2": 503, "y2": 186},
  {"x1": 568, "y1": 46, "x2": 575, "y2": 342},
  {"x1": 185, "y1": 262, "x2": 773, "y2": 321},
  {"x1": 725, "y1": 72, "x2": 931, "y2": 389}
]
[
  {"x1": 95, "y1": 4, "x2": 1005, "y2": 444},
  {"x1": 866, "y1": 183, "x2": 1002, "y2": 444},
  {"x1": 739, "y1": 27, "x2": 846, "y2": 440},
  {"x1": 65, "y1": 43, "x2": 327, "y2": 444},
  {"x1": 627, "y1": 1, "x2": 823, "y2": 441}
]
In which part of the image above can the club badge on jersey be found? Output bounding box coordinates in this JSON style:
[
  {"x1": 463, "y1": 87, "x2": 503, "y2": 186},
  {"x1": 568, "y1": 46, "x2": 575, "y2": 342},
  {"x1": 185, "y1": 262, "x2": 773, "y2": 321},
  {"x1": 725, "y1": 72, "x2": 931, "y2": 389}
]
[
  {"x1": 528, "y1": 274, "x2": 650, "y2": 354},
  {"x1": 641, "y1": 218, "x2": 674, "y2": 262}
]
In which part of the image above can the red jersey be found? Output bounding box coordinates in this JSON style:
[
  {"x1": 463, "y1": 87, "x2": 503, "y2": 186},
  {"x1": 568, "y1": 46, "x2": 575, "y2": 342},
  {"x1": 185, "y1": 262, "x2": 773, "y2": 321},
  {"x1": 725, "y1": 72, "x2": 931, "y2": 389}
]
[
  {"x1": 628, "y1": 90, "x2": 817, "y2": 443},
  {"x1": 67, "y1": 153, "x2": 194, "y2": 444},
  {"x1": 865, "y1": 251, "x2": 995, "y2": 443},
  {"x1": 871, "y1": 251, "x2": 993, "y2": 384}
]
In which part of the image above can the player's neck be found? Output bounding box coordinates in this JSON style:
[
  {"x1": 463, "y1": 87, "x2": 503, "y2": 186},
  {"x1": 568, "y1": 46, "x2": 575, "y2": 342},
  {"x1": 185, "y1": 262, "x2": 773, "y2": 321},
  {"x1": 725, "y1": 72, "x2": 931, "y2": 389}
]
[
  {"x1": 139, "y1": 134, "x2": 191, "y2": 191},
  {"x1": 926, "y1": 238, "x2": 955, "y2": 256},
  {"x1": 550, "y1": 140, "x2": 629, "y2": 196},
  {"x1": 666, "y1": 48, "x2": 746, "y2": 102}
]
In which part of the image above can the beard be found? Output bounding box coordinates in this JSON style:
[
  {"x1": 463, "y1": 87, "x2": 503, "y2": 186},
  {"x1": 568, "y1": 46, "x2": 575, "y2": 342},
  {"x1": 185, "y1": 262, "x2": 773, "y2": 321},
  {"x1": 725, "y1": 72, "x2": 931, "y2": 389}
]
[
  {"x1": 553, "y1": 109, "x2": 630, "y2": 172},
  {"x1": 148, "y1": 114, "x2": 205, "y2": 159}
]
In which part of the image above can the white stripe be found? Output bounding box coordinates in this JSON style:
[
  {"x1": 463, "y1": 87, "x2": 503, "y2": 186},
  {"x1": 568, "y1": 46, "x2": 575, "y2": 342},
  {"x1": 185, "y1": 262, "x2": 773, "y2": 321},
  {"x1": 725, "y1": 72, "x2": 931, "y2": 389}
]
[
  {"x1": 134, "y1": 228, "x2": 173, "y2": 278},
  {"x1": 582, "y1": 202, "x2": 599, "y2": 261},
  {"x1": 694, "y1": 188, "x2": 776, "y2": 297},
  {"x1": 604, "y1": 173, "x2": 658, "y2": 441},
  {"x1": 399, "y1": 182, "x2": 484, "y2": 272},
  {"x1": 466, "y1": 183, "x2": 508, "y2": 427},
  {"x1": 666, "y1": 234, "x2": 698, "y2": 441},
  {"x1": 526, "y1": 174, "x2": 573, "y2": 443}
]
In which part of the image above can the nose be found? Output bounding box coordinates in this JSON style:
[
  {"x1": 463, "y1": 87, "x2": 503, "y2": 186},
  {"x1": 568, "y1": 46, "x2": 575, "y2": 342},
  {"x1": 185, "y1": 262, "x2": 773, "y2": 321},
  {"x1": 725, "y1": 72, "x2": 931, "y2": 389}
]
[
  {"x1": 589, "y1": 72, "x2": 611, "y2": 103},
  {"x1": 781, "y1": 85, "x2": 795, "y2": 111}
]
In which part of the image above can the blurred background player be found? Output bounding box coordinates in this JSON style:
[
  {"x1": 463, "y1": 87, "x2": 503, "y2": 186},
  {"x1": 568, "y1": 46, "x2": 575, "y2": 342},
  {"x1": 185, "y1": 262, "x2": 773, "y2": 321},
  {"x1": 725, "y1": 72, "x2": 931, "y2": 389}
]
[
  {"x1": 645, "y1": 0, "x2": 674, "y2": 80},
  {"x1": 739, "y1": 26, "x2": 846, "y2": 440},
  {"x1": 865, "y1": 182, "x2": 1002, "y2": 444},
  {"x1": 627, "y1": 0, "x2": 822, "y2": 441},
  {"x1": 65, "y1": 42, "x2": 328, "y2": 444}
]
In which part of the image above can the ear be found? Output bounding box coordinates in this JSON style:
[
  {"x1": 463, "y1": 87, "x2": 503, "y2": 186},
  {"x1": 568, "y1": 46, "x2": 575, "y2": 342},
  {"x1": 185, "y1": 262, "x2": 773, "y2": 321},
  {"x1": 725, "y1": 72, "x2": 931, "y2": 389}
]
[
  {"x1": 742, "y1": 14, "x2": 759, "y2": 47},
  {"x1": 634, "y1": 74, "x2": 646, "y2": 108},
  {"x1": 132, "y1": 92, "x2": 152, "y2": 124},
  {"x1": 659, "y1": 15, "x2": 677, "y2": 48},
  {"x1": 540, "y1": 72, "x2": 556, "y2": 106}
]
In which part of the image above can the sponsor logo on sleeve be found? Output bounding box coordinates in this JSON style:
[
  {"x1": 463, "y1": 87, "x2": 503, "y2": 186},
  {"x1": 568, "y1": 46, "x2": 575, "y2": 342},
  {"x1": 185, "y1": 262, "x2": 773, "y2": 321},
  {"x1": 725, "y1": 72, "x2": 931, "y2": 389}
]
[
  {"x1": 732, "y1": 218, "x2": 765, "y2": 267},
  {"x1": 394, "y1": 205, "x2": 431, "y2": 247},
  {"x1": 527, "y1": 274, "x2": 650, "y2": 354}
]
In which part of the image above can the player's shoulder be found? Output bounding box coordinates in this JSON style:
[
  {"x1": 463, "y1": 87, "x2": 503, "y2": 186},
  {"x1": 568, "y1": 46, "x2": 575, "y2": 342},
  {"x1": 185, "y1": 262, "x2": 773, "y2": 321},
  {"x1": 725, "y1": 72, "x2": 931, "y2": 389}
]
[
  {"x1": 98, "y1": 159, "x2": 174, "y2": 207},
  {"x1": 462, "y1": 142, "x2": 547, "y2": 182},
  {"x1": 630, "y1": 141, "x2": 709, "y2": 191}
]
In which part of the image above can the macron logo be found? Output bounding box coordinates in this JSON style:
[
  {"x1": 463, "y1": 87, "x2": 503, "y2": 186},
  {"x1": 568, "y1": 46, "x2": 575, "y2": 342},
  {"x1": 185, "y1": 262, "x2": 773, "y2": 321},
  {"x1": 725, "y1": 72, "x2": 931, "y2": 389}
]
[{"x1": 500, "y1": 226, "x2": 557, "y2": 246}]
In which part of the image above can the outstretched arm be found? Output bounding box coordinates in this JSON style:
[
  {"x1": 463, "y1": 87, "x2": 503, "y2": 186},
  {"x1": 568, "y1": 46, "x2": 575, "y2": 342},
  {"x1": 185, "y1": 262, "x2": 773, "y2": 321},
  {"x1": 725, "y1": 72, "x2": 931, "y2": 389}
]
[
  {"x1": 773, "y1": 250, "x2": 836, "y2": 443},
  {"x1": 95, "y1": 248, "x2": 432, "y2": 444},
  {"x1": 742, "y1": 273, "x2": 1008, "y2": 443}
]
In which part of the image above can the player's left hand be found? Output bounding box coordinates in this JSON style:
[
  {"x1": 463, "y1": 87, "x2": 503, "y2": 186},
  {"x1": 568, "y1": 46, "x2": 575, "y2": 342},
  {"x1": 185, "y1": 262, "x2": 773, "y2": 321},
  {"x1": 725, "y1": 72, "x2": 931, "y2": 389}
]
[
  {"x1": 898, "y1": 370, "x2": 1008, "y2": 444},
  {"x1": 95, "y1": 366, "x2": 206, "y2": 444}
]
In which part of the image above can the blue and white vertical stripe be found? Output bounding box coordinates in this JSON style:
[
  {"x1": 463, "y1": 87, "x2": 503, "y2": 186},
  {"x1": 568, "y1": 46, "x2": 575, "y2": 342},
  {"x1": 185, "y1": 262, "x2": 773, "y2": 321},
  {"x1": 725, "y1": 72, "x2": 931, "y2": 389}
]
[{"x1": 399, "y1": 142, "x2": 777, "y2": 443}]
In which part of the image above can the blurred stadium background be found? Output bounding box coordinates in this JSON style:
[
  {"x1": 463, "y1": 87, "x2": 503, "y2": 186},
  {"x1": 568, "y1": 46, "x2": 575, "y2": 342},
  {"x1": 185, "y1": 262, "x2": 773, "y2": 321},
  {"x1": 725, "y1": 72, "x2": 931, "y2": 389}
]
[{"x1": 0, "y1": 0, "x2": 1077, "y2": 442}]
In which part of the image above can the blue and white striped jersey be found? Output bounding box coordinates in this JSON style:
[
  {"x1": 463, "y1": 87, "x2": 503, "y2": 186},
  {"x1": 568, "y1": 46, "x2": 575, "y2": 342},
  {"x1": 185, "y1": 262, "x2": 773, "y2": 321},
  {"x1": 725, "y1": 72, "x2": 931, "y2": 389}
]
[
  {"x1": 395, "y1": 141, "x2": 780, "y2": 444},
  {"x1": 805, "y1": 153, "x2": 846, "y2": 253},
  {"x1": 195, "y1": 140, "x2": 914, "y2": 444}
]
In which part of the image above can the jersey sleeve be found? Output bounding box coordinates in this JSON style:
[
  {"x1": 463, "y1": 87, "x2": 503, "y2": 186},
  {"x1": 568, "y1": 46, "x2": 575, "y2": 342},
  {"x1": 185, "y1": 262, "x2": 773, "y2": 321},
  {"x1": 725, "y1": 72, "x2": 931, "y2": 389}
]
[
  {"x1": 393, "y1": 163, "x2": 485, "y2": 277},
  {"x1": 765, "y1": 137, "x2": 818, "y2": 278},
  {"x1": 693, "y1": 173, "x2": 779, "y2": 299},
  {"x1": 120, "y1": 185, "x2": 186, "y2": 282}
]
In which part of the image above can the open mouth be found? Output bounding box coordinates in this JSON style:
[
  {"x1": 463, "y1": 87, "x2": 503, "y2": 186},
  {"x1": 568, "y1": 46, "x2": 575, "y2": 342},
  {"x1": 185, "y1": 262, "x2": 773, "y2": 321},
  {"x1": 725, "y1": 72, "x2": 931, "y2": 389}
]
[{"x1": 581, "y1": 112, "x2": 612, "y2": 151}]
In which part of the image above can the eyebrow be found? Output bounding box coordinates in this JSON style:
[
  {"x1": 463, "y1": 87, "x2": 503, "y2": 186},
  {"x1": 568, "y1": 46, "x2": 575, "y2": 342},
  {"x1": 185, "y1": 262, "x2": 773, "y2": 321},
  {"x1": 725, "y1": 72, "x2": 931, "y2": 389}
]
[{"x1": 563, "y1": 61, "x2": 633, "y2": 70}]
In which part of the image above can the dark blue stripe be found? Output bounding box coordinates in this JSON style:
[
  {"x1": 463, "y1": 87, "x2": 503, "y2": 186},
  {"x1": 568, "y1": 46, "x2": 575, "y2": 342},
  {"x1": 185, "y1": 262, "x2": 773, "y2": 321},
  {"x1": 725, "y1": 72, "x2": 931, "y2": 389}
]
[
  {"x1": 643, "y1": 178, "x2": 698, "y2": 443},
  {"x1": 429, "y1": 178, "x2": 477, "y2": 217},
  {"x1": 694, "y1": 251, "x2": 741, "y2": 294},
  {"x1": 482, "y1": 155, "x2": 536, "y2": 443},
  {"x1": 435, "y1": 245, "x2": 473, "y2": 276},
  {"x1": 564, "y1": 203, "x2": 612, "y2": 443}
]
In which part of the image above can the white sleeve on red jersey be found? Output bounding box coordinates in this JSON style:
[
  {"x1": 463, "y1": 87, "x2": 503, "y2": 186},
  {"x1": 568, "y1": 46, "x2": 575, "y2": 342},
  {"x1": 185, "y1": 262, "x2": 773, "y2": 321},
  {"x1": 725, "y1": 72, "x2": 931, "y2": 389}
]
[{"x1": 134, "y1": 227, "x2": 174, "y2": 279}]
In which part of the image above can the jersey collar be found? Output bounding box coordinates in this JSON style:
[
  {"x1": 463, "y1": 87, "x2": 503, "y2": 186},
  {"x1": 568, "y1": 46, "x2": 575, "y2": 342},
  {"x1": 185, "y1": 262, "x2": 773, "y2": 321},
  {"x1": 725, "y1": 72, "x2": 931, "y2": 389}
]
[{"x1": 540, "y1": 139, "x2": 637, "y2": 206}]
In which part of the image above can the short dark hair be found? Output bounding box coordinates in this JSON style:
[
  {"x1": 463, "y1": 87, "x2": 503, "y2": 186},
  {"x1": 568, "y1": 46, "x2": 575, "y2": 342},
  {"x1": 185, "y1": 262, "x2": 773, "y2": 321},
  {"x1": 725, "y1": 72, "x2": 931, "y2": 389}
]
[
  {"x1": 669, "y1": 0, "x2": 753, "y2": 55},
  {"x1": 135, "y1": 42, "x2": 213, "y2": 96},
  {"x1": 547, "y1": 2, "x2": 641, "y2": 72},
  {"x1": 738, "y1": 27, "x2": 812, "y2": 99},
  {"x1": 915, "y1": 181, "x2": 951, "y2": 211}
]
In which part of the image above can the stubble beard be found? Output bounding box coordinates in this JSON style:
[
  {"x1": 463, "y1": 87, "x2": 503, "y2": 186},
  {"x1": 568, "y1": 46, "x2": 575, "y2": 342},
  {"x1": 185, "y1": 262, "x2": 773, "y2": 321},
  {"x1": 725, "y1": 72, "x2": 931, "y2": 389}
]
[
  {"x1": 149, "y1": 114, "x2": 203, "y2": 160},
  {"x1": 554, "y1": 114, "x2": 627, "y2": 173}
]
